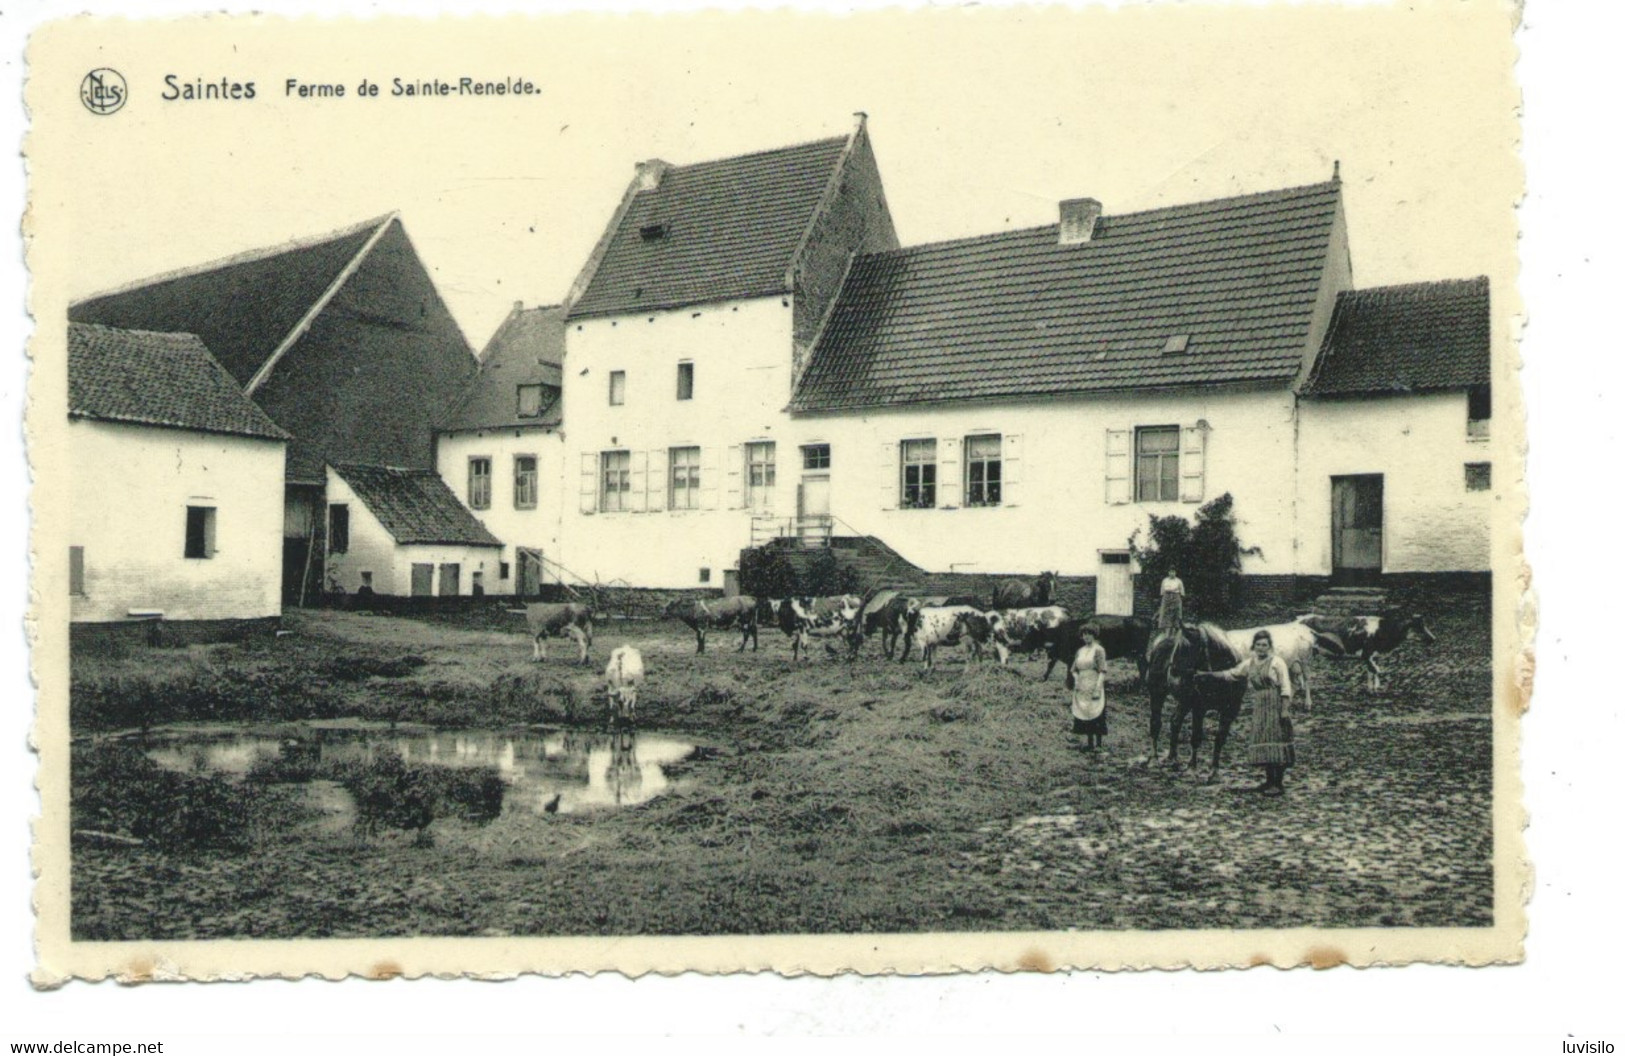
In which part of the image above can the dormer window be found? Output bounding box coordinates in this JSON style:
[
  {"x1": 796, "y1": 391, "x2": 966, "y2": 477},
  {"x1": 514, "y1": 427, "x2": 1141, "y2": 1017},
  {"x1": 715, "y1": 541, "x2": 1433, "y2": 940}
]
[
  {"x1": 516, "y1": 384, "x2": 544, "y2": 419},
  {"x1": 639, "y1": 222, "x2": 668, "y2": 242}
]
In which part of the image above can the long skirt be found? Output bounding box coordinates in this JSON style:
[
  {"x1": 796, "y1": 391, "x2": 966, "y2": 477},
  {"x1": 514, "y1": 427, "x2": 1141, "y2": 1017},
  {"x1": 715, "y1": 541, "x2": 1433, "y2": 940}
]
[
  {"x1": 1245, "y1": 684, "x2": 1295, "y2": 767},
  {"x1": 1157, "y1": 592, "x2": 1183, "y2": 633}
]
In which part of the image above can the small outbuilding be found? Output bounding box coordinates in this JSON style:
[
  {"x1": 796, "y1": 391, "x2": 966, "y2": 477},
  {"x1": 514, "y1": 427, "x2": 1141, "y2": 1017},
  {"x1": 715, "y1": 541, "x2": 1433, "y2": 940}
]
[
  {"x1": 324, "y1": 463, "x2": 504, "y2": 597},
  {"x1": 68, "y1": 322, "x2": 290, "y2": 625}
]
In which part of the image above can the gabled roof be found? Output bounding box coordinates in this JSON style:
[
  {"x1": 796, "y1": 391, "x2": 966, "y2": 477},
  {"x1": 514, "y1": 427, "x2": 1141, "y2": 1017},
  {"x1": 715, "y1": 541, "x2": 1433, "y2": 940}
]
[
  {"x1": 567, "y1": 135, "x2": 851, "y2": 319},
  {"x1": 68, "y1": 323, "x2": 289, "y2": 441},
  {"x1": 439, "y1": 303, "x2": 564, "y2": 431},
  {"x1": 69, "y1": 215, "x2": 394, "y2": 389},
  {"x1": 1301, "y1": 277, "x2": 1491, "y2": 397},
  {"x1": 330, "y1": 464, "x2": 501, "y2": 548},
  {"x1": 790, "y1": 181, "x2": 1344, "y2": 412}
]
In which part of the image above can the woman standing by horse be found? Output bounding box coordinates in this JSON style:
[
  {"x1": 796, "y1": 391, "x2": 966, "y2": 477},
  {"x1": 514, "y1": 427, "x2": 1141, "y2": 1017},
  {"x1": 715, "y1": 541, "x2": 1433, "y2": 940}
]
[{"x1": 1202, "y1": 628, "x2": 1296, "y2": 794}]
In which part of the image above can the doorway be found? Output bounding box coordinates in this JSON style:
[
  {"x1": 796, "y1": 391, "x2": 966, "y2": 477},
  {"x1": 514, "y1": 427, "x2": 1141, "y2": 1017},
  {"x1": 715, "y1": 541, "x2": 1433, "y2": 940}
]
[
  {"x1": 437, "y1": 562, "x2": 461, "y2": 597},
  {"x1": 1097, "y1": 551, "x2": 1134, "y2": 616},
  {"x1": 797, "y1": 443, "x2": 832, "y2": 545},
  {"x1": 1331, "y1": 474, "x2": 1384, "y2": 583},
  {"x1": 517, "y1": 548, "x2": 545, "y2": 598}
]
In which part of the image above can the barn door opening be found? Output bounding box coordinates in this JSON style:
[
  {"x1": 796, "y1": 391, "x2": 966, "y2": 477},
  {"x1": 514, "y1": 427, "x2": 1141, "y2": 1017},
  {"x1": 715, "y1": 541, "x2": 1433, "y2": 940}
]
[
  {"x1": 1097, "y1": 551, "x2": 1134, "y2": 616},
  {"x1": 1331, "y1": 474, "x2": 1384, "y2": 584},
  {"x1": 438, "y1": 563, "x2": 461, "y2": 597}
]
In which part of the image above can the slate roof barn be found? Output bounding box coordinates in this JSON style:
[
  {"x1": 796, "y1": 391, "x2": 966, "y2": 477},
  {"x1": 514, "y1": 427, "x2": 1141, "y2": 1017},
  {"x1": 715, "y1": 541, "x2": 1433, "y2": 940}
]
[
  {"x1": 791, "y1": 181, "x2": 1344, "y2": 412},
  {"x1": 70, "y1": 214, "x2": 479, "y2": 484},
  {"x1": 1301, "y1": 277, "x2": 1491, "y2": 397}
]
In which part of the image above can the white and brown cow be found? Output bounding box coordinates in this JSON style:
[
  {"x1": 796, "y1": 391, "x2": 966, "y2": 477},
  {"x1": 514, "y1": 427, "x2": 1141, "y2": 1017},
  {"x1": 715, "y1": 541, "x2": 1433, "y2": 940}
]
[
  {"x1": 603, "y1": 644, "x2": 644, "y2": 724},
  {"x1": 663, "y1": 595, "x2": 759, "y2": 654},
  {"x1": 760, "y1": 594, "x2": 862, "y2": 662},
  {"x1": 523, "y1": 602, "x2": 594, "y2": 664},
  {"x1": 1296, "y1": 611, "x2": 1437, "y2": 692},
  {"x1": 908, "y1": 605, "x2": 1010, "y2": 669},
  {"x1": 1222, "y1": 621, "x2": 1328, "y2": 711}
]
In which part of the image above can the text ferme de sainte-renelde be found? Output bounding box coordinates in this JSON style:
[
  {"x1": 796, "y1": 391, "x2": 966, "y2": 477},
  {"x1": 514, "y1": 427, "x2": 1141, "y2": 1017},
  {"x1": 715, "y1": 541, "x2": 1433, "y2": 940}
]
[{"x1": 159, "y1": 75, "x2": 541, "y2": 101}]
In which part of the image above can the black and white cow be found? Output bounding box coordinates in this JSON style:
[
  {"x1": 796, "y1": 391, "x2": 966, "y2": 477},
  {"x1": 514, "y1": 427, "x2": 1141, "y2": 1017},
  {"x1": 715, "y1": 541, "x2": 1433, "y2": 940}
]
[
  {"x1": 999, "y1": 605, "x2": 1070, "y2": 658},
  {"x1": 760, "y1": 594, "x2": 863, "y2": 662},
  {"x1": 523, "y1": 602, "x2": 594, "y2": 664},
  {"x1": 907, "y1": 605, "x2": 1010, "y2": 669},
  {"x1": 1296, "y1": 611, "x2": 1437, "y2": 692},
  {"x1": 663, "y1": 595, "x2": 759, "y2": 654},
  {"x1": 1040, "y1": 615, "x2": 1154, "y2": 683}
]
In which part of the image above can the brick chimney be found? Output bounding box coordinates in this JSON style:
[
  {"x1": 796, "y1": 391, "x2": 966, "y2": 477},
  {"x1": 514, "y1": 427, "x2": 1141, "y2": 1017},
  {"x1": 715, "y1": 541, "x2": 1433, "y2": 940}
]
[
  {"x1": 1059, "y1": 198, "x2": 1103, "y2": 245},
  {"x1": 635, "y1": 159, "x2": 671, "y2": 192}
]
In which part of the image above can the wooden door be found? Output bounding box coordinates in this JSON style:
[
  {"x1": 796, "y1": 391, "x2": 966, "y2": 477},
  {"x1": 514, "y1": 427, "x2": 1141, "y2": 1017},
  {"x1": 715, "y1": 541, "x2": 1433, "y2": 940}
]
[
  {"x1": 518, "y1": 548, "x2": 544, "y2": 597},
  {"x1": 1097, "y1": 551, "x2": 1134, "y2": 616},
  {"x1": 438, "y1": 563, "x2": 461, "y2": 596},
  {"x1": 410, "y1": 563, "x2": 434, "y2": 597},
  {"x1": 1331, "y1": 474, "x2": 1384, "y2": 580}
]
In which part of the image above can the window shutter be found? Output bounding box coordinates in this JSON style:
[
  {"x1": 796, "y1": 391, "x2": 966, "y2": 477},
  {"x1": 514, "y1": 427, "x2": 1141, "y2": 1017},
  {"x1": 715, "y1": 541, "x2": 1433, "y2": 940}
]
[
  {"x1": 700, "y1": 446, "x2": 720, "y2": 509},
  {"x1": 628, "y1": 450, "x2": 648, "y2": 512},
  {"x1": 1180, "y1": 424, "x2": 1206, "y2": 503},
  {"x1": 726, "y1": 444, "x2": 743, "y2": 510},
  {"x1": 1104, "y1": 429, "x2": 1131, "y2": 505},
  {"x1": 879, "y1": 441, "x2": 896, "y2": 510},
  {"x1": 937, "y1": 436, "x2": 960, "y2": 508},
  {"x1": 579, "y1": 453, "x2": 598, "y2": 514},
  {"x1": 646, "y1": 449, "x2": 667, "y2": 512},
  {"x1": 1003, "y1": 433, "x2": 1021, "y2": 507}
]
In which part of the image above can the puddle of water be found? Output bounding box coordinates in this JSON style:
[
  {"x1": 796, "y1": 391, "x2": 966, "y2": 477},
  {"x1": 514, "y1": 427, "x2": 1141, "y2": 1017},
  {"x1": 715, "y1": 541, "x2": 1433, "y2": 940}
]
[{"x1": 140, "y1": 726, "x2": 698, "y2": 818}]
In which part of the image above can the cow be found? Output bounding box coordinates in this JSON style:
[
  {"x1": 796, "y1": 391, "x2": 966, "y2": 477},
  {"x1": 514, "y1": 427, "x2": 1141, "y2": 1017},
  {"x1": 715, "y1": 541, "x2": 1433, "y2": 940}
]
[
  {"x1": 1296, "y1": 611, "x2": 1438, "y2": 692},
  {"x1": 907, "y1": 605, "x2": 1010, "y2": 669},
  {"x1": 1222, "y1": 622, "x2": 1330, "y2": 712},
  {"x1": 603, "y1": 644, "x2": 644, "y2": 724},
  {"x1": 855, "y1": 588, "x2": 910, "y2": 658},
  {"x1": 663, "y1": 595, "x2": 759, "y2": 654},
  {"x1": 523, "y1": 602, "x2": 594, "y2": 664},
  {"x1": 999, "y1": 605, "x2": 1070, "y2": 658},
  {"x1": 760, "y1": 594, "x2": 863, "y2": 662},
  {"x1": 991, "y1": 571, "x2": 1058, "y2": 611},
  {"x1": 1040, "y1": 615, "x2": 1154, "y2": 683}
]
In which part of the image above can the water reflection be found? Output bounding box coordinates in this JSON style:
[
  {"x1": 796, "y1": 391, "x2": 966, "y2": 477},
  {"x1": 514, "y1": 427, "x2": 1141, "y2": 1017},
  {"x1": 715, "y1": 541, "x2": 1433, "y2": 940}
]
[{"x1": 142, "y1": 726, "x2": 696, "y2": 817}]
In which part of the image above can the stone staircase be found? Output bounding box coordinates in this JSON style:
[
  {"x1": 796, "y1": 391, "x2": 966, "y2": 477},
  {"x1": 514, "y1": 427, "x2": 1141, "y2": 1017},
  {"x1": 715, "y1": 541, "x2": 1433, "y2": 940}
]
[
  {"x1": 752, "y1": 534, "x2": 928, "y2": 595},
  {"x1": 1309, "y1": 585, "x2": 1390, "y2": 616}
]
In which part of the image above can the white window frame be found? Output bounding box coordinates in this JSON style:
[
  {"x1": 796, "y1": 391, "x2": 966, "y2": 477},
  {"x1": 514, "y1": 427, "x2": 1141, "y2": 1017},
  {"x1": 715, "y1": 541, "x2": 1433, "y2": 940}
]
[
  {"x1": 900, "y1": 439, "x2": 937, "y2": 510},
  {"x1": 745, "y1": 441, "x2": 776, "y2": 510},
  {"x1": 514, "y1": 454, "x2": 538, "y2": 510},
  {"x1": 964, "y1": 434, "x2": 1002, "y2": 507},
  {"x1": 669, "y1": 445, "x2": 702, "y2": 510},
  {"x1": 1134, "y1": 425, "x2": 1181, "y2": 503},
  {"x1": 599, "y1": 450, "x2": 631, "y2": 512}
]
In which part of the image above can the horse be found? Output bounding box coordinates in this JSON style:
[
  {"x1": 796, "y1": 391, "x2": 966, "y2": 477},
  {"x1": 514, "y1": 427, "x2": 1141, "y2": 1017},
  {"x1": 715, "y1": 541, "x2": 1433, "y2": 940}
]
[
  {"x1": 991, "y1": 571, "x2": 1057, "y2": 610},
  {"x1": 1144, "y1": 623, "x2": 1248, "y2": 781}
]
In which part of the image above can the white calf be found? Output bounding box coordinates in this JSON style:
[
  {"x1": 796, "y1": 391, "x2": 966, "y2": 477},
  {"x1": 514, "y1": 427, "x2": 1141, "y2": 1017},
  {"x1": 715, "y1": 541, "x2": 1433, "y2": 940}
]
[{"x1": 603, "y1": 644, "x2": 644, "y2": 724}]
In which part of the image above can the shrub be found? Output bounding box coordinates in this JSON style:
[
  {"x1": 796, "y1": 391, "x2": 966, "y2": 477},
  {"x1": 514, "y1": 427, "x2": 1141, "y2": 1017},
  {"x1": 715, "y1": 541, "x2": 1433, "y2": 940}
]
[
  {"x1": 1130, "y1": 493, "x2": 1260, "y2": 619},
  {"x1": 71, "y1": 741, "x2": 284, "y2": 854},
  {"x1": 336, "y1": 755, "x2": 507, "y2": 840}
]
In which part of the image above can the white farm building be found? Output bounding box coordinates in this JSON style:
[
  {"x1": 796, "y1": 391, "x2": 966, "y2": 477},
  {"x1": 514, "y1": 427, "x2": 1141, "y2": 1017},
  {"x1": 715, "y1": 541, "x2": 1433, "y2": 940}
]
[{"x1": 465, "y1": 122, "x2": 1494, "y2": 610}]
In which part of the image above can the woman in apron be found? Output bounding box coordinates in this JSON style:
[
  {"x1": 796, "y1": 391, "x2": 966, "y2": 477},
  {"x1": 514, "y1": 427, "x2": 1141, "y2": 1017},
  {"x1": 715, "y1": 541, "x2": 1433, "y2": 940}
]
[
  {"x1": 1067, "y1": 625, "x2": 1108, "y2": 749},
  {"x1": 1156, "y1": 568, "x2": 1185, "y2": 636},
  {"x1": 1204, "y1": 628, "x2": 1296, "y2": 793}
]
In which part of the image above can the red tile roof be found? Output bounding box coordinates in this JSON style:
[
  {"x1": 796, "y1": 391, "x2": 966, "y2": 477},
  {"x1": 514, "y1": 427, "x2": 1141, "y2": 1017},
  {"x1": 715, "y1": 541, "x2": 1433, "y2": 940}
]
[
  {"x1": 440, "y1": 304, "x2": 564, "y2": 431},
  {"x1": 567, "y1": 136, "x2": 849, "y2": 319},
  {"x1": 790, "y1": 181, "x2": 1343, "y2": 412},
  {"x1": 1301, "y1": 277, "x2": 1491, "y2": 396},
  {"x1": 330, "y1": 464, "x2": 501, "y2": 547},
  {"x1": 68, "y1": 323, "x2": 289, "y2": 441}
]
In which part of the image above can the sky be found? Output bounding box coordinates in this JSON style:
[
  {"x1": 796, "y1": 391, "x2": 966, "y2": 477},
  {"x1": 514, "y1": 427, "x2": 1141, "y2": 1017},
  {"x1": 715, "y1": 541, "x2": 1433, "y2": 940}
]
[{"x1": 37, "y1": 4, "x2": 1520, "y2": 352}]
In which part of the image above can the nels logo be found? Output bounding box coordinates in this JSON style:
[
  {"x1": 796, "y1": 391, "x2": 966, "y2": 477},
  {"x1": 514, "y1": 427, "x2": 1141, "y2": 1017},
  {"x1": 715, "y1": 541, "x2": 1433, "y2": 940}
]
[{"x1": 80, "y1": 68, "x2": 127, "y2": 115}]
